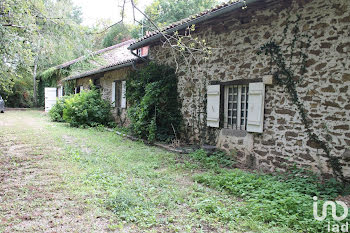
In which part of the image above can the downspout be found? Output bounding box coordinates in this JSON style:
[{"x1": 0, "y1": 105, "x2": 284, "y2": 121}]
[
  {"x1": 130, "y1": 50, "x2": 149, "y2": 71},
  {"x1": 131, "y1": 50, "x2": 148, "y2": 62}
]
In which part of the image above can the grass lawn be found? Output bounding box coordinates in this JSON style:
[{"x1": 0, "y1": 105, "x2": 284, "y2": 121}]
[{"x1": 0, "y1": 110, "x2": 345, "y2": 232}]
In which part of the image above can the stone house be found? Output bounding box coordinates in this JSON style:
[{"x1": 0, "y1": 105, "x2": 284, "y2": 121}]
[
  {"x1": 128, "y1": 0, "x2": 350, "y2": 178},
  {"x1": 58, "y1": 40, "x2": 147, "y2": 124}
]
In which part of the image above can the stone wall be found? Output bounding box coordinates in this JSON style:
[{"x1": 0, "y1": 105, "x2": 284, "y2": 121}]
[
  {"x1": 75, "y1": 66, "x2": 135, "y2": 126},
  {"x1": 148, "y1": 0, "x2": 350, "y2": 178}
]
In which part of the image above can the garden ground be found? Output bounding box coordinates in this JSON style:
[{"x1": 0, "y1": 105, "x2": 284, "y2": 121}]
[{"x1": 0, "y1": 110, "x2": 338, "y2": 232}]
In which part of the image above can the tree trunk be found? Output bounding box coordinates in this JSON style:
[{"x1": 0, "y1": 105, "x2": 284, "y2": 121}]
[{"x1": 33, "y1": 55, "x2": 38, "y2": 107}]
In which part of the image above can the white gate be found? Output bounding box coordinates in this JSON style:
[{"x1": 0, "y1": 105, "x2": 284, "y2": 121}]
[{"x1": 45, "y1": 87, "x2": 57, "y2": 112}]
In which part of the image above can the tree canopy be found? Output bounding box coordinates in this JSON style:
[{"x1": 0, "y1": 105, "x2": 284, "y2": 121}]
[
  {"x1": 0, "y1": 0, "x2": 94, "y2": 107},
  {"x1": 144, "y1": 0, "x2": 218, "y2": 30}
]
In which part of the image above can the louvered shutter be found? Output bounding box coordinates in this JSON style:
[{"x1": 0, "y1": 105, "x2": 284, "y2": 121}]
[
  {"x1": 121, "y1": 81, "x2": 126, "y2": 108},
  {"x1": 247, "y1": 82, "x2": 265, "y2": 133},
  {"x1": 207, "y1": 85, "x2": 220, "y2": 127},
  {"x1": 80, "y1": 86, "x2": 84, "y2": 91},
  {"x1": 111, "y1": 82, "x2": 116, "y2": 107}
]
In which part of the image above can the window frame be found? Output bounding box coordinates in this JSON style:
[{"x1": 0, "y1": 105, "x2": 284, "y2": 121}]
[
  {"x1": 223, "y1": 84, "x2": 249, "y2": 130},
  {"x1": 113, "y1": 80, "x2": 122, "y2": 108}
]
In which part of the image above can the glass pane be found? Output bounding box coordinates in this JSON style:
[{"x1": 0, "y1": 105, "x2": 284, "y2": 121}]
[
  {"x1": 242, "y1": 87, "x2": 245, "y2": 92},
  {"x1": 241, "y1": 111, "x2": 244, "y2": 117},
  {"x1": 233, "y1": 95, "x2": 238, "y2": 101},
  {"x1": 241, "y1": 103, "x2": 245, "y2": 109},
  {"x1": 229, "y1": 87, "x2": 233, "y2": 93},
  {"x1": 228, "y1": 103, "x2": 232, "y2": 109},
  {"x1": 233, "y1": 87, "x2": 238, "y2": 93},
  {"x1": 233, "y1": 111, "x2": 237, "y2": 117},
  {"x1": 228, "y1": 95, "x2": 233, "y2": 101},
  {"x1": 233, "y1": 103, "x2": 237, "y2": 109},
  {"x1": 233, "y1": 118, "x2": 237, "y2": 124},
  {"x1": 241, "y1": 95, "x2": 245, "y2": 101},
  {"x1": 228, "y1": 110, "x2": 232, "y2": 117}
]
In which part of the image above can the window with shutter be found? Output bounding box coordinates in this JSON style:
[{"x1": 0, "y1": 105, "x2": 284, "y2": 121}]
[
  {"x1": 247, "y1": 82, "x2": 265, "y2": 133},
  {"x1": 112, "y1": 81, "x2": 124, "y2": 108},
  {"x1": 111, "y1": 82, "x2": 116, "y2": 107},
  {"x1": 121, "y1": 81, "x2": 126, "y2": 109},
  {"x1": 207, "y1": 85, "x2": 220, "y2": 127}
]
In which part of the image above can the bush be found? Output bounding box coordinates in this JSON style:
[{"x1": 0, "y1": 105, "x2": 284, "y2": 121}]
[
  {"x1": 49, "y1": 96, "x2": 69, "y2": 122},
  {"x1": 126, "y1": 62, "x2": 182, "y2": 142},
  {"x1": 49, "y1": 89, "x2": 114, "y2": 127},
  {"x1": 63, "y1": 89, "x2": 114, "y2": 127}
]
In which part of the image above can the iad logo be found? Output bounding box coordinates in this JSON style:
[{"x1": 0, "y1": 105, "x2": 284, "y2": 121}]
[
  {"x1": 313, "y1": 196, "x2": 348, "y2": 221},
  {"x1": 313, "y1": 196, "x2": 349, "y2": 232}
]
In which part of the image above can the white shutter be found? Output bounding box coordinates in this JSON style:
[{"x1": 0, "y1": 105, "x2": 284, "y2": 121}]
[
  {"x1": 45, "y1": 88, "x2": 57, "y2": 112},
  {"x1": 74, "y1": 87, "x2": 77, "y2": 94},
  {"x1": 80, "y1": 86, "x2": 84, "y2": 91},
  {"x1": 247, "y1": 82, "x2": 265, "y2": 133},
  {"x1": 111, "y1": 82, "x2": 116, "y2": 107},
  {"x1": 58, "y1": 86, "x2": 63, "y2": 98},
  {"x1": 207, "y1": 85, "x2": 220, "y2": 127},
  {"x1": 121, "y1": 80, "x2": 126, "y2": 108}
]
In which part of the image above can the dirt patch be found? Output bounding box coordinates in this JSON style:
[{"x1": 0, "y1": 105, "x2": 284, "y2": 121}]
[{"x1": 0, "y1": 111, "x2": 113, "y2": 232}]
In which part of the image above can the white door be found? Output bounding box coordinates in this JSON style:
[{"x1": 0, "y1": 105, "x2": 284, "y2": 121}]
[{"x1": 45, "y1": 87, "x2": 57, "y2": 112}]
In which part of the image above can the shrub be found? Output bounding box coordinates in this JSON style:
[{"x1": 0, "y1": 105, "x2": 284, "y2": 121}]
[
  {"x1": 126, "y1": 62, "x2": 182, "y2": 142},
  {"x1": 62, "y1": 88, "x2": 114, "y2": 127},
  {"x1": 49, "y1": 96, "x2": 69, "y2": 122}
]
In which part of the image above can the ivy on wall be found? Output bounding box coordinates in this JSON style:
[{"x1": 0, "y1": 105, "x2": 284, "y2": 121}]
[
  {"x1": 126, "y1": 62, "x2": 183, "y2": 142},
  {"x1": 258, "y1": 15, "x2": 344, "y2": 181}
]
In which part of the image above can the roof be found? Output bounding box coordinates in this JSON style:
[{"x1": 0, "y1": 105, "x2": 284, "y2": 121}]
[
  {"x1": 63, "y1": 39, "x2": 138, "y2": 81},
  {"x1": 56, "y1": 39, "x2": 135, "y2": 70},
  {"x1": 128, "y1": 0, "x2": 259, "y2": 50},
  {"x1": 64, "y1": 58, "x2": 140, "y2": 81}
]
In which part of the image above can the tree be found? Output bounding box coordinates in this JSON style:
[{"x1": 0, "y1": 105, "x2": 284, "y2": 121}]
[
  {"x1": 0, "y1": 0, "x2": 35, "y2": 101},
  {"x1": 102, "y1": 24, "x2": 132, "y2": 48},
  {"x1": 144, "y1": 0, "x2": 218, "y2": 30},
  {"x1": 0, "y1": 0, "x2": 94, "y2": 107}
]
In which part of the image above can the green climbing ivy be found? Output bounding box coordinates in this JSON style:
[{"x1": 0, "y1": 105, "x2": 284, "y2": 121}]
[{"x1": 258, "y1": 15, "x2": 344, "y2": 181}]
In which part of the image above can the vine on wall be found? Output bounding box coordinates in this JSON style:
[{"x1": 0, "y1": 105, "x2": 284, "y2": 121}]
[{"x1": 258, "y1": 15, "x2": 344, "y2": 181}]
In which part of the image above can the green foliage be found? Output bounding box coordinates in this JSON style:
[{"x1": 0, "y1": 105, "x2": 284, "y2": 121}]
[
  {"x1": 0, "y1": 0, "x2": 95, "y2": 107},
  {"x1": 188, "y1": 149, "x2": 235, "y2": 169},
  {"x1": 102, "y1": 24, "x2": 131, "y2": 48},
  {"x1": 63, "y1": 89, "x2": 113, "y2": 127},
  {"x1": 193, "y1": 167, "x2": 346, "y2": 232},
  {"x1": 49, "y1": 96, "x2": 69, "y2": 122},
  {"x1": 257, "y1": 15, "x2": 342, "y2": 180},
  {"x1": 126, "y1": 62, "x2": 182, "y2": 142},
  {"x1": 144, "y1": 0, "x2": 218, "y2": 30},
  {"x1": 48, "y1": 89, "x2": 113, "y2": 127}
]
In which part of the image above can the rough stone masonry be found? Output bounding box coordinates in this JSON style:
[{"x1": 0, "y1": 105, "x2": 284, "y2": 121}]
[{"x1": 148, "y1": 0, "x2": 350, "y2": 178}]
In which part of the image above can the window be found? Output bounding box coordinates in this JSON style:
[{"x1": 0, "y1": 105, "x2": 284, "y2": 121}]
[
  {"x1": 137, "y1": 48, "x2": 142, "y2": 56},
  {"x1": 207, "y1": 82, "x2": 265, "y2": 133},
  {"x1": 224, "y1": 85, "x2": 249, "y2": 130},
  {"x1": 112, "y1": 81, "x2": 122, "y2": 108},
  {"x1": 93, "y1": 78, "x2": 101, "y2": 89},
  {"x1": 112, "y1": 80, "x2": 126, "y2": 108}
]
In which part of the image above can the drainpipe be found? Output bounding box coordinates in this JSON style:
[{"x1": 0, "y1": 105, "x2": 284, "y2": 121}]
[
  {"x1": 130, "y1": 50, "x2": 149, "y2": 71},
  {"x1": 131, "y1": 50, "x2": 148, "y2": 62}
]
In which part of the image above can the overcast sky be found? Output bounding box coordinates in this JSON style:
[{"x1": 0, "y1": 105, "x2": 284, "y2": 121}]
[{"x1": 72, "y1": 0, "x2": 154, "y2": 26}]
